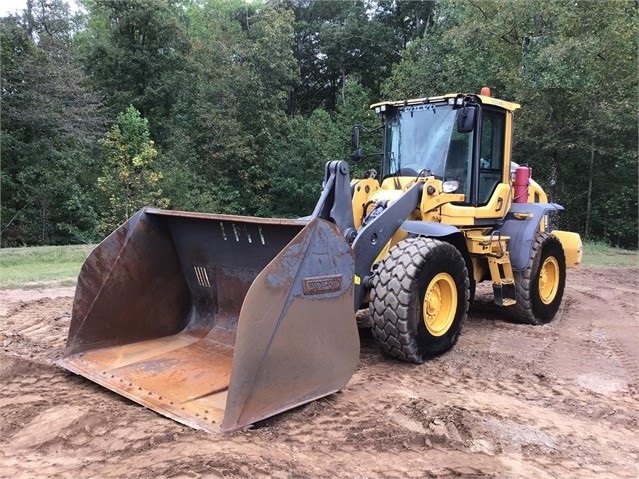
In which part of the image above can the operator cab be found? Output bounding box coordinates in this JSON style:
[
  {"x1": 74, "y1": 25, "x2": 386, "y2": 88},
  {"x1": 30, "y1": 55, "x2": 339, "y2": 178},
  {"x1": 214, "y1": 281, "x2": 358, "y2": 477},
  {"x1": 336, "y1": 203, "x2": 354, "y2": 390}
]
[{"x1": 371, "y1": 92, "x2": 520, "y2": 208}]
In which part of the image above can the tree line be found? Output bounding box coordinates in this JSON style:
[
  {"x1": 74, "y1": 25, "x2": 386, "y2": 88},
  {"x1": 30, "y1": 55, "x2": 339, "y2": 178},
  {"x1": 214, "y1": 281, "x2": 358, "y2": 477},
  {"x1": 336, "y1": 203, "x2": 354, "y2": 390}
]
[{"x1": 1, "y1": 0, "x2": 637, "y2": 248}]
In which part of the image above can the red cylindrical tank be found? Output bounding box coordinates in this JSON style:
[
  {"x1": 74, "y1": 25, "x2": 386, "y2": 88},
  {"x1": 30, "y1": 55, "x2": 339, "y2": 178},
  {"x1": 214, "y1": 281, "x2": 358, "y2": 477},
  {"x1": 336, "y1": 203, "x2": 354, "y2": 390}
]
[{"x1": 513, "y1": 166, "x2": 532, "y2": 203}]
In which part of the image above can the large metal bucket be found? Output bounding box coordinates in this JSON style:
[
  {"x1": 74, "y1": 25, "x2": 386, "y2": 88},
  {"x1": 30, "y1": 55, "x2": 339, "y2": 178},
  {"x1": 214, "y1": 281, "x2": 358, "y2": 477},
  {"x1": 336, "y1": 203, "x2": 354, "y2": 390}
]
[{"x1": 58, "y1": 207, "x2": 359, "y2": 432}]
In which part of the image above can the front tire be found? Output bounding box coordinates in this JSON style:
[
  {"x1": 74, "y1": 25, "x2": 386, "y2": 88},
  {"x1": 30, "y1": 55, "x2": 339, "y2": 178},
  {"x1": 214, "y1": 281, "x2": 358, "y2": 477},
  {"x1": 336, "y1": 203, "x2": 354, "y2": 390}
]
[
  {"x1": 370, "y1": 237, "x2": 470, "y2": 363},
  {"x1": 506, "y1": 232, "x2": 566, "y2": 324}
]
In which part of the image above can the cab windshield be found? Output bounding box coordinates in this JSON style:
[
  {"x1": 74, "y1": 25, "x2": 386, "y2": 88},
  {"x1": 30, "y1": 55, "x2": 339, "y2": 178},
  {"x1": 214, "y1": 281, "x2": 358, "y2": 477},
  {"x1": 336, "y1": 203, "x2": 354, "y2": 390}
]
[{"x1": 383, "y1": 103, "x2": 473, "y2": 187}]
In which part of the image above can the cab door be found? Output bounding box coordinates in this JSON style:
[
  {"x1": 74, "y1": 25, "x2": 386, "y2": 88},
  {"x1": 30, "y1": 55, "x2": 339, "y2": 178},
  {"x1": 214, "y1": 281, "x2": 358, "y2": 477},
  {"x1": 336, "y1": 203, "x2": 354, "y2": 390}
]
[{"x1": 475, "y1": 107, "x2": 512, "y2": 220}]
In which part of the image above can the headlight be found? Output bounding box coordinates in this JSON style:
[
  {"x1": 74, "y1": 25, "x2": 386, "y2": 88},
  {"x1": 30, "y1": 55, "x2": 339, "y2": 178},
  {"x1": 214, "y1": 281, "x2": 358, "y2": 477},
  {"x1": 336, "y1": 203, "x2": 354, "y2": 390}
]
[{"x1": 442, "y1": 180, "x2": 461, "y2": 193}]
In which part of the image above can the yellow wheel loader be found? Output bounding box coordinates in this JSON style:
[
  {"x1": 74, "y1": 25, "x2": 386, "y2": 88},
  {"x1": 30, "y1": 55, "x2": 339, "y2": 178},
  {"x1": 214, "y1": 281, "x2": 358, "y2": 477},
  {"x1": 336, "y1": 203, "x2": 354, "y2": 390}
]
[{"x1": 58, "y1": 90, "x2": 582, "y2": 433}]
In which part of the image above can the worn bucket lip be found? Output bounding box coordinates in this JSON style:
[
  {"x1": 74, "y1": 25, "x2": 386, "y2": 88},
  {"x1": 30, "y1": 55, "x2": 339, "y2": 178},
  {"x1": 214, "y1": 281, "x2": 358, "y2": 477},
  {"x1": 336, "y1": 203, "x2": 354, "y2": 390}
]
[{"x1": 57, "y1": 354, "x2": 226, "y2": 433}]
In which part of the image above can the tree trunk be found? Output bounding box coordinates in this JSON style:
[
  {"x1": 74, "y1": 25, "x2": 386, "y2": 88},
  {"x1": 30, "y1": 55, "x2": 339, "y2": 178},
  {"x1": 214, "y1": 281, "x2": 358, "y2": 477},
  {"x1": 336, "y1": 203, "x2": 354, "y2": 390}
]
[{"x1": 584, "y1": 140, "x2": 595, "y2": 240}]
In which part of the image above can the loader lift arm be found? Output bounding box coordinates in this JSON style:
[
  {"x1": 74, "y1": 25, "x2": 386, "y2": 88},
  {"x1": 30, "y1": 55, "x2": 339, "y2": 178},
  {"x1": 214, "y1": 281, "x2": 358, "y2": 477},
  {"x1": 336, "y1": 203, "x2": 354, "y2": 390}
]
[{"x1": 311, "y1": 160, "x2": 423, "y2": 309}]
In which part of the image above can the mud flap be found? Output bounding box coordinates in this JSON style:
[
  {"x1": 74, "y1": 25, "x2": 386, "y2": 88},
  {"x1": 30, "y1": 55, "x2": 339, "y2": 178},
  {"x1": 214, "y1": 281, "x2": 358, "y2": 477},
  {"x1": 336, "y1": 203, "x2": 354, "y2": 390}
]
[{"x1": 58, "y1": 207, "x2": 359, "y2": 432}]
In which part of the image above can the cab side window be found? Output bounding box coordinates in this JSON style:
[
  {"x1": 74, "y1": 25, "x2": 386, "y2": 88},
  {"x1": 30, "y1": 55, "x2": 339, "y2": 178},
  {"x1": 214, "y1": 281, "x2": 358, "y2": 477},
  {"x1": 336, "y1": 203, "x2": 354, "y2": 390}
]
[
  {"x1": 445, "y1": 133, "x2": 472, "y2": 197},
  {"x1": 478, "y1": 109, "x2": 505, "y2": 204}
]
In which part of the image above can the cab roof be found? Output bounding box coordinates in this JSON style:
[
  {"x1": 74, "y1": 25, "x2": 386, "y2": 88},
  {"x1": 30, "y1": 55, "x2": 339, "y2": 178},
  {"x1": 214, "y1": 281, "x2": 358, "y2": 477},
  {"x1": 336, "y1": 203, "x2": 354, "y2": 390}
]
[{"x1": 370, "y1": 93, "x2": 520, "y2": 112}]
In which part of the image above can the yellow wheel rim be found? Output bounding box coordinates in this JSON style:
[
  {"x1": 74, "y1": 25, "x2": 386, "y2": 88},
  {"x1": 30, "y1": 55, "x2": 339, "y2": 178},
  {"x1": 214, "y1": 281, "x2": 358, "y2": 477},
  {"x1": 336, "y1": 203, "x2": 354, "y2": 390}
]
[
  {"x1": 539, "y1": 256, "x2": 560, "y2": 305},
  {"x1": 423, "y1": 273, "x2": 457, "y2": 337}
]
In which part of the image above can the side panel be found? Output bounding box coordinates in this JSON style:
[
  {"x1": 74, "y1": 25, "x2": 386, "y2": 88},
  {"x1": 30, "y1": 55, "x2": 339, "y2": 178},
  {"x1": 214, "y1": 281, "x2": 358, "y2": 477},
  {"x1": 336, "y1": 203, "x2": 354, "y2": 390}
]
[
  {"x1": 351, "y1": 177, "x2": 381, "y2": 229},
  {"x1": 222, "y1": 218, "x2": 359, "y2": 430},
  {"x1": 66, "y1": 210, "x2": 192, "y2": 355}
]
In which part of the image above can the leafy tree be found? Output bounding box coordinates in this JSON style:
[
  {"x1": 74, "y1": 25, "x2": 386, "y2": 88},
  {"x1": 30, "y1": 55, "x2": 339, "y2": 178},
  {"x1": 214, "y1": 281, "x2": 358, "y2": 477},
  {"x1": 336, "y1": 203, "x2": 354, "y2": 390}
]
[
  {"x1": 76, "y1": 0, "x2": 191, "y2": 140},
  {"x1": 161, "y1": 1, "x2": 299, "y2": 216},
  {"x1": 515, "y1": 0, "x2": 638, "y2": 246},
  {"x1": 269, "y1": 80, "x2": 379, "y2": 218},
  {"x1": 374, "y1": 0, "x2": 436, "y2": 49},
  {"x1": 288, "y1": 0, "x2": 401, "y2": 115},
  {"x1": 1, "y1": 1, "x2": 103, "y2": 246},
  {"x1": 269, "y1": 109, "x2": 341, "y2": 217},
  {"x1": 97, "y1": 106, "x2": 169, "y2": 234}
]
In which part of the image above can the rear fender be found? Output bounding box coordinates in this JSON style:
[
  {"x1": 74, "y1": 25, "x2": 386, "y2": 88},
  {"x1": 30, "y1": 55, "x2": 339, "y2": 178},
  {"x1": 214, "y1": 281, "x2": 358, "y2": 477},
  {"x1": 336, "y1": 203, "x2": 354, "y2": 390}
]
[{"x1": 499, "y1": 203, "x2": 564, "y2": 271}]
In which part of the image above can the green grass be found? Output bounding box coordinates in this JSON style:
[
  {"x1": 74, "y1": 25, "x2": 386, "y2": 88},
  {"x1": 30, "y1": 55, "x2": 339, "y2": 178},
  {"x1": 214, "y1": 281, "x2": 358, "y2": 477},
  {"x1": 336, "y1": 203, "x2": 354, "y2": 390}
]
[
  {"x1": 581, "y1": 240, "x2": 638, "y2": 268},
  {"x1": 0, "y1": 240, "x2": 635, "y2": 290},
  {"x1": 0, "y1": 244, "x2": 95, "y2": 289}
]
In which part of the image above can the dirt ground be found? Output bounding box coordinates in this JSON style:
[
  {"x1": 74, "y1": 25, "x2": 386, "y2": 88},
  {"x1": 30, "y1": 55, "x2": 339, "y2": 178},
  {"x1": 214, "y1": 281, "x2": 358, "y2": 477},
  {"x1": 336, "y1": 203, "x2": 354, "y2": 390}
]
[{"x1": 1, "y1": 266, "x2": 638, "y2": 479}]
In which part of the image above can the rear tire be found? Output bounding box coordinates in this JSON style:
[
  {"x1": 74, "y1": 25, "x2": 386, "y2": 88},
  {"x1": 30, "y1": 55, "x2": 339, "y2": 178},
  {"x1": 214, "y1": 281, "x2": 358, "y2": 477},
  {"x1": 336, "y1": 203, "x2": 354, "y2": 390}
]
[
  {"x1": 370, "y1": 237, "x2": 470, "y2": 363},
  {"x1": 506, "y1": 232, "x2": 566, "y2": 324}
]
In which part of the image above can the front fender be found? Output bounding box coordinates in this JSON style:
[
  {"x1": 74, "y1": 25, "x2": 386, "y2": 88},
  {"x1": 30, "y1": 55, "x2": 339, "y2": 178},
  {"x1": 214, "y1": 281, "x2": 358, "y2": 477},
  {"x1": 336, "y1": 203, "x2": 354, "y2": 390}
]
[{"x1": 401, "y1": 221, "x2": 473, "y2": 293}]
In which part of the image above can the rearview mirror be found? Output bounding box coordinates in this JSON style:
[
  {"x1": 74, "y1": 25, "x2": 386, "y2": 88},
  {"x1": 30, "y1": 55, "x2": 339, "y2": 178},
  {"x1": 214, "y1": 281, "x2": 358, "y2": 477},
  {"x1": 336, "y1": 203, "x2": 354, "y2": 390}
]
[{"x1": 456, "y1": 107, "x2": 476, "y2": 133}]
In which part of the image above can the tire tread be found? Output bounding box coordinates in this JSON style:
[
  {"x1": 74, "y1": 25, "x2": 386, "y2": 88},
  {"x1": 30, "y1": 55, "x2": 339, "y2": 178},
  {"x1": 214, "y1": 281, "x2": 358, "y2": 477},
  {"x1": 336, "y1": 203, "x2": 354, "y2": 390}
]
[{"x1": 370, "y1": 237, "x2": 469, "y2": 363}]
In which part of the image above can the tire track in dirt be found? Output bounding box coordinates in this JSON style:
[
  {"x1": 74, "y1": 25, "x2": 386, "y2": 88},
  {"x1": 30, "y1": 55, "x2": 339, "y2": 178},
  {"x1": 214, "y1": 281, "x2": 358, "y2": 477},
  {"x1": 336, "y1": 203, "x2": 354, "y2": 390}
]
[
  {"x1": 369, "y1": 272, "x2": 639, "y2": 478},
  {"x1": 577, "y1": 273, "x2": 639, "y2": 393},
  {"x1": 1, "y1": 297, "x2": 72, "y2": 366}
]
